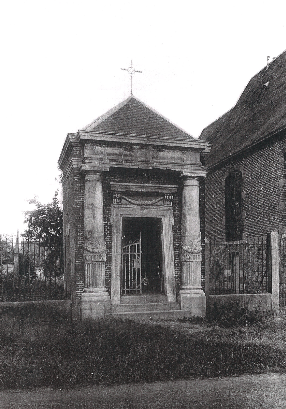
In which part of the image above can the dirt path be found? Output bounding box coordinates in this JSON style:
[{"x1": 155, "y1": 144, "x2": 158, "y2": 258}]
[{"x1": 1, "y1": 373, "x2": 286, "y2": 409}]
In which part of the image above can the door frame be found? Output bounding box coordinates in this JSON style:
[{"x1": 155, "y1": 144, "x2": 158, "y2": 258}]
[{"x1": 111, "y1": 205, "x2": 176, "y2": 304}]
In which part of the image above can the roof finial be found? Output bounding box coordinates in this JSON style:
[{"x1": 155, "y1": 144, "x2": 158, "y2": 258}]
[{"x1": 121, "y1": 60, "x2": 142, "y2": 96}]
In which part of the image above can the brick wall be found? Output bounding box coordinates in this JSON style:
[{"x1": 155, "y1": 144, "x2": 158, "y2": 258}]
[
  {"x1": 61, "y1": 140, "x2": 85, "y2": 307},
  {"x1": 205, "y1": 137, "x2": 286, "y2": 242}
]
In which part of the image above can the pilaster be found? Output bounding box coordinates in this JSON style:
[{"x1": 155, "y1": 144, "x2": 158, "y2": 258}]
[
  {"x1": 82, "y1": 171, "x2": 110, "y2": 318},
  {"x1": 179, "y1": 177, "x2": 206, "y2": 316}
]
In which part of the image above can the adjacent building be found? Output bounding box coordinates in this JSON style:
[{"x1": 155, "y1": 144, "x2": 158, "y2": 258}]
[{"x1": 200, "y1": 50, "x2": 286, "y2": 307}]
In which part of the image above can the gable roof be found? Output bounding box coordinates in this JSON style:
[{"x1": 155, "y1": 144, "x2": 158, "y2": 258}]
[
  {"x1": 79, "y1": 95, "x2": 195, "y2": 144},
  {"x1": 200, "y1": 50, "x2": 286, "y2": 168}
]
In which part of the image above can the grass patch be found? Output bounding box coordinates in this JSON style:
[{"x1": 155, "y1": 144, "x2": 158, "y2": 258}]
[{"x1": 1, "y1": 310, "x2": 286, "y2": 390}]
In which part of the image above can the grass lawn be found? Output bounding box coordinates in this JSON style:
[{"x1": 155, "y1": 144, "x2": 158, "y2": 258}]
[{"x1": 0, "y1": 304, "x2": 286, "y2": 390}]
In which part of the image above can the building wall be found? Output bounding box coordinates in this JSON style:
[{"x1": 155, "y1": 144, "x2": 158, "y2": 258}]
[
  {"x1": 205, "y1": 137, "x2": 286, "y2": 242},
  {"x1": 61, "y1": 141, "x2": 85, "y2": 311}
]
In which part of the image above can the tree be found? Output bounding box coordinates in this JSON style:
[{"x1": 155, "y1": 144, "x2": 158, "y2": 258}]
[{"x1": 24, "y1": 191, "x2": 63, "y2": 278}]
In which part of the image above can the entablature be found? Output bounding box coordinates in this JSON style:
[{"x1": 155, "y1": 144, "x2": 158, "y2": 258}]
[{"x1": 80, "y1": 141, "x2": 206, "y2": 176}]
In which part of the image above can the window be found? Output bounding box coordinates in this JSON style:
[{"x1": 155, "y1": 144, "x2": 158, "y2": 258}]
[
  {"x1": 283, "y1": 152, "x2": 286, "y2": 178},
  {"x1": 225, "y1": 170, "x2": 243, "y2": 242}
]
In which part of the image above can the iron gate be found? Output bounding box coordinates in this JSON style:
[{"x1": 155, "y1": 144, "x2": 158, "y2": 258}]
[{"x1": 122, "y1": 235, "x2": 142, "y2": 294}]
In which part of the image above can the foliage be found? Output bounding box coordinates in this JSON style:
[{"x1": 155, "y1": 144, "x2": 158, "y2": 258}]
[
  {"x1": 0, "y1": 236, "x2": 13, "y2": 264},
  {"x1": 24, "y1": 191, "x2": 63, "y2": 278},
  {"x1": 18, "y1": 253, "x2": 36, "y2": 278},
  {"x1": 206, "y1": 301, "x2": 274, "y2": 327}
]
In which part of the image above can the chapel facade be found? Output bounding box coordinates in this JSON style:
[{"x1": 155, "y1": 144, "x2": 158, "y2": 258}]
[{"x1": 59, "y1": 96, "x2": 209, "y2": 318}]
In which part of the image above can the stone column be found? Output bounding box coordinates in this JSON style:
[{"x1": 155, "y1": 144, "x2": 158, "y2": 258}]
[
  {"x1": 179, "y1": 177, "x2": 206, "y2": 316},
  {"x1": 82, "y1": 171, "x2": 110, "y2": 318}
]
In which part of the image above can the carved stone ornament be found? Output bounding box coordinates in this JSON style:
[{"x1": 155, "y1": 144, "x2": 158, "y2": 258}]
[
  {"x1": 121, "y1": 195, "x2": 163, "y2": 206},
  {"x1": 112, "y1": 192, "x2": 173, "y2": 207},
  {"x1": 164, "y1": 193, "x2": 173, "y2": 206},
  {"x1": 84, "y1": 230, "x2": 106, "y2": 261},
  {"x1": 181, "y1": 235, "x2": 202, "y2": 261},
  {"x1": 113, "y1": 193, "x2": 122, "y2": 204}
]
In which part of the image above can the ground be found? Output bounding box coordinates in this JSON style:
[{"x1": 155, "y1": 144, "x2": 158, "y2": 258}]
[
  {"x1": 1, "y1": 307, "x2": 286, "y2": 407},
  {"x1": 2, "y1": 373, "x2": 286, "y2": 408}
]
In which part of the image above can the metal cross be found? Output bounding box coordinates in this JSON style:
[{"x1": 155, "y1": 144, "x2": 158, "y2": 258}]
[{"x1": 121, "y1": 60, "x2": 142, "y2": 95}]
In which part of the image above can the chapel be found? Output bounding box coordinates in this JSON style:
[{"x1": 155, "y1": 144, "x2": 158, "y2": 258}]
[{"x1": 59, "y1": 95, "x2": 209, "y2": 318}]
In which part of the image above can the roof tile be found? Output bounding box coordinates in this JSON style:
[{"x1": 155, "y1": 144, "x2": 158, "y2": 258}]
[
  {"x1": 80, "y1": 95, "x2": 194, "y2": 143},
  {"x1": 200, "y1": 50, "x2": 286, "y2": 167}
]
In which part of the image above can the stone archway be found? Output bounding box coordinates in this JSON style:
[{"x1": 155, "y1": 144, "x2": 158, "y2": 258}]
[{"x1": 111, "y1": 205, "x2": 176, "y2": 304}]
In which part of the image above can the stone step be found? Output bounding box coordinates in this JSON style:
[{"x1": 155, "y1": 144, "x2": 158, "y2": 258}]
[
  {"x1": 110, "y1": 310, "x2": 192, "y2": 320},
  {"x1": 120, "y1": 294, "x2": 170, "y2": 304},
  {"x1": 112, "y1": 302, "x2": 180, "y2": 314}
]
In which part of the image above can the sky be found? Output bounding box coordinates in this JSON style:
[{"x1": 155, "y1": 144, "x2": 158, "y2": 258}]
[{"x1": 0, "y1": 0, "x2": 286, "y2": 235}]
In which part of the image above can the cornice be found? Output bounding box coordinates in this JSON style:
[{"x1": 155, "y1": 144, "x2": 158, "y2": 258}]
[
  {"x1": 79, "y1": 131, "x2": 210, "y2": 152},
  {"x1": 58, "y1": 133, "x2": 80, "y2": 170}
]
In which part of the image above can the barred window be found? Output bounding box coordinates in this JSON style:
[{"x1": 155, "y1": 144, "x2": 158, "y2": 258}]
[{"x1": 225, "y1": 170, "x2": 243, "y2": 242}]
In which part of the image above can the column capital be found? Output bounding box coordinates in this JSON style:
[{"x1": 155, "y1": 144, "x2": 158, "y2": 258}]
[
  {"x1": 80, "y1": 163, "x2": 109, "y2": 174},
  {"x1": 84, "y1": 170, "x2": 103, "y2": 182},
  {"x1": 181, "y1": 176, "x2": 200, "y2": 187}
]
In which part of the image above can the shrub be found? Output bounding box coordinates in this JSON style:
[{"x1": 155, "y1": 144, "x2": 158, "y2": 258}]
[{"x1": 207, "y1": 301, "x2": 274, "y2": 327}]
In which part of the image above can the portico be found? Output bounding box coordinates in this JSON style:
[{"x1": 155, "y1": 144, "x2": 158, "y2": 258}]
[{"x1": 59, "y1": 96, "x2": 209, "y2": 319}]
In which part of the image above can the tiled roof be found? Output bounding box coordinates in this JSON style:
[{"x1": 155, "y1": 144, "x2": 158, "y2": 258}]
[
  {"x1": 80, "y1": 95, "x2": 195, "y2": 143},
  {"x1": 200, "y1": 50, "x2": 286, "y2": 168}
]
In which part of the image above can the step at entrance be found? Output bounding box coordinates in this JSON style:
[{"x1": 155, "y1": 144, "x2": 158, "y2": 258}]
[
  {"x1": 110, "y1": 294, "x2": 181, "y2": 318},
  {"x1": 110, "y1": 310, "x2": 192, "y2": 320},
  {"x1": 120, "y1": 294, "x2": 171, "y2": 304}
]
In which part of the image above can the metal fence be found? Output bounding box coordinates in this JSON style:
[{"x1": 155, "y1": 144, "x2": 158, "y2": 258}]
[
  {"x1": 206, "y1": 234, "x2": 271, "y2": 295},
  {"x1": 279, "y1": 234, "x2": 286, "y2": 307},
  {"x1": 0, "y1": 234, "x2": 66, "y2": 302}
]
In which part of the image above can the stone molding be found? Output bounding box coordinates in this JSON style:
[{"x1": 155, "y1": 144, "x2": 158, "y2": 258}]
[
  {"x1": 110, "y1": 182, "x2": 178, "y2": 194},
  {"x1": 84, "y1": 252, "x2": 107, "y2": 262},
  {"x1": 181, "y1": 251, "x2": 202, "y2": 262}
]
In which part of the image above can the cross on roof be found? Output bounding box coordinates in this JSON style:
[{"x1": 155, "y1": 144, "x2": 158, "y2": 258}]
[{"x1": 121, "y1": 60, "x2": 142, "y2": 95}]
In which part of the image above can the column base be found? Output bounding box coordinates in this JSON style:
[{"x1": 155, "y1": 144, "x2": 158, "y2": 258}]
[
  {"x1": 81, "y1": 289, "x2": 111, "y2": 319},
  {"x1": 178, "y1": 289, "x2": 206, "y2": 317}
]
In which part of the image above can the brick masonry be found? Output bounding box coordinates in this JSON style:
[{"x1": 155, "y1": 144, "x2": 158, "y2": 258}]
[
  {"x1": 204, "y1": 134, "x2": 286, "y2": 304},
  {"x1": 205, "y1": 136, "x2": 286, "y2": 242}
]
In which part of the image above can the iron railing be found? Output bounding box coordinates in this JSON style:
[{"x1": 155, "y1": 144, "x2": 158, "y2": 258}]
[
  {"x1": 207, "y1": 234, "x2": 271, "y2": 295},
  {"x1": 0, "y1": 234, "x2": 66, "y2": 301}
]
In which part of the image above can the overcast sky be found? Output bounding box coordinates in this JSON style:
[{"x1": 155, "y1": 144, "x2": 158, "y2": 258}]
[{"x1": 1, "y1": 0, "x2": 286, "y2": 235}]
